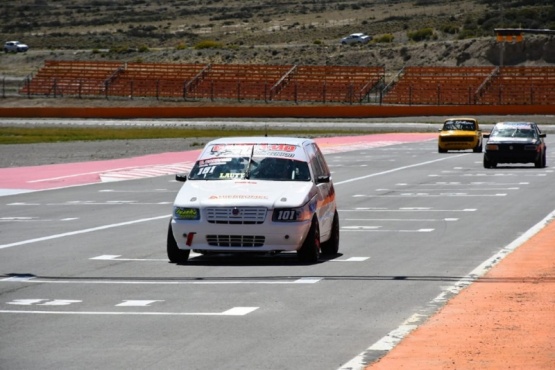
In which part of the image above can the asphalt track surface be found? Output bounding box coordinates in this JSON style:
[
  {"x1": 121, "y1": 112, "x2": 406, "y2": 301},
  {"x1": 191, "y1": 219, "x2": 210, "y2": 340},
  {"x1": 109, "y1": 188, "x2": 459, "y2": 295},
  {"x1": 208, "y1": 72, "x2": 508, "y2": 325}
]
[{"x1": 0, "y1": 129, "x2": 554, "y2": 369}]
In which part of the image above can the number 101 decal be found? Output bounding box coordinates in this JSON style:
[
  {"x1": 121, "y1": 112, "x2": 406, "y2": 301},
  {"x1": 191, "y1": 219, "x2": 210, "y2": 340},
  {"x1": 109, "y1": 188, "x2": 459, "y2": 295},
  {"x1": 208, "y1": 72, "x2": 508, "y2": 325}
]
[{"x1": 274, "y1": 209, "x2": 299, "y2": 221}]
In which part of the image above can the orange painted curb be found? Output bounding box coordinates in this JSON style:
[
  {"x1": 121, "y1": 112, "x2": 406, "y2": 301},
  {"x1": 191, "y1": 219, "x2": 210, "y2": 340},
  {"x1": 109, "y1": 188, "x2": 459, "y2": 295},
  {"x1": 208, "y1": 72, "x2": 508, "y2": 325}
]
[
  {"x1": 1, "y1": 105, "x2": 555, "y2": 118},
  {"x1": 366, "y1": 216, "x2": 555, "y2": 369}
]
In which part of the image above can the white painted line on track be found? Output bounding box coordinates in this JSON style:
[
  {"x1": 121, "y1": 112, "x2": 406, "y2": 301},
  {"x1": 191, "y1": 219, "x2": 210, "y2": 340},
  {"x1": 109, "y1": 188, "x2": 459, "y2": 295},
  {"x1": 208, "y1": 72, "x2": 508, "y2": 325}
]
[
  {"x1": 344, "y1": 218, "x2": 458, "y2": 222},
  {"x1": 334, "y1": 154, "x2": 468, "y2": 186},
  {"x1": 0, "y1": 276, "x2": 322, "y2": 285},
  {"x1": 341, "y1": 227, "x2": 434, "y2": 232},
  {"x1": 99, "y1": 189, "x2": 175, "y2": 193},
  {"x1": 377, "y1": 187, "x2": 519, "y2": 191},
  {"x1": 0, "y1": 216, "x2": 76, "y2": 222},
  {"x1": 331, "y1": 257, "x2": 370, "y2": 262},
  {"x1": 342, "y1": 208, "x2": 476, "y2": 212},
  {"x1": 91, "y1": 254, "x2": 168, "y2": 262},
  {"x1": 8, "y1": 201, "x2": 171, "y2": 206},
  {"x1": 0, "y1": 214, "x2": 170, "y2": 250},
  {"x1": 0, "y1": 306, "x2": 259, "y2": 316},
  {"x1": 116, "y1": 300, "x2": 163, "y2": 307},
  {"x1": 353, "y1": 193, "x2": 507, "y2": 197}
]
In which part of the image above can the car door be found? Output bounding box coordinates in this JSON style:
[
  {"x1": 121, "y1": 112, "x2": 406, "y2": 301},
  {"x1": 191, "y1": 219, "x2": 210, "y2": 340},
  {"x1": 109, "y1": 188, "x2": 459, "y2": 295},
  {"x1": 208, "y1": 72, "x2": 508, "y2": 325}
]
[{"x1": 305, "y1": 142, "x2": 336, "y2": 241}]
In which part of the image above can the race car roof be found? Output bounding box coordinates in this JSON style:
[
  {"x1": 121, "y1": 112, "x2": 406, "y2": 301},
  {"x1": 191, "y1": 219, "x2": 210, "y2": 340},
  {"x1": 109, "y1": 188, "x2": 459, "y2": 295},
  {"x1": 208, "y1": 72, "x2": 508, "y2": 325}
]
[{"x1": 198, "y1": 137, "x2": 315, "y2": 162}]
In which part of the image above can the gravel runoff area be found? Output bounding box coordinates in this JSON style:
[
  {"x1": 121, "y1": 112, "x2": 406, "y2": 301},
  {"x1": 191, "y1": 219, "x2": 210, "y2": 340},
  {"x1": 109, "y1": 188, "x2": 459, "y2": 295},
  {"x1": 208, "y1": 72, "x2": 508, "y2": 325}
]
[{"x1": 1, "y1": 116, "x2": 554, "y2": 168}]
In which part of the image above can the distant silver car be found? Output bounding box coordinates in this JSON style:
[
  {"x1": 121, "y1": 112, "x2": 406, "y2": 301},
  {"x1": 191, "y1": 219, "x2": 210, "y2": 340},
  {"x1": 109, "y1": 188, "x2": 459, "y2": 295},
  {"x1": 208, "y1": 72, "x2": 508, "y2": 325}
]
[
  {"x1": 4, "y1": 41, "x2": 29, "y2": 53},
  {"x1": 340, "y1": 33, "x2": 371, "y2": 45}
]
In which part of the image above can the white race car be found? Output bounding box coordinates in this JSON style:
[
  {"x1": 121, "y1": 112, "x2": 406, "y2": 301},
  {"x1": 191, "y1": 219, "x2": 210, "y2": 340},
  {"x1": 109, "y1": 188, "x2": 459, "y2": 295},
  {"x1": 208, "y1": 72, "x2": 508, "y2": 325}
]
[{"x1": 167, "y1": 136, "x2": 339, "y2": 264}]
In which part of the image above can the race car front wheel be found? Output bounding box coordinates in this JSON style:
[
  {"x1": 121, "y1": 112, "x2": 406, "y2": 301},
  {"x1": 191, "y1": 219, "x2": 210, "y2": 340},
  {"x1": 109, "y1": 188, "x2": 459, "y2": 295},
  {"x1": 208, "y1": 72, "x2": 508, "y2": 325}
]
[
  {"x1": 167, "y1": 221, "x2": 190, "y2": 264},
  {"x1": 297, "y1": 217, "x2": 320, "y2": 264},
  {"x1": 321, "y1": 210, "x2": 339, "y2": 256}
]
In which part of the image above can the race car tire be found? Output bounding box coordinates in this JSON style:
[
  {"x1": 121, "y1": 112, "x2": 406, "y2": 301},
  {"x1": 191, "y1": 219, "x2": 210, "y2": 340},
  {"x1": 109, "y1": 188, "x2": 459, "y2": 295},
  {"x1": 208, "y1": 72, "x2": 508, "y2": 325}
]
[
  {"x1": 321, "y1": 210, "x2": 339, "y2": 256},
  {"x1": 167, "y1": 221, "x2": 190, "y2": 263},
  {"x1": 438, "y1": 147, "x2": 447, "y2": 153},
  {"x1": 483, "y1": 156, "x2": 496, "y2": 169},
  {"x1": 535, "y1": 151, "x2": 546, "y2": 168},
  {"x1": 297, "y1": 217, "x2": 320, "y2": 264},
  {"x1": 473, "y1": 142, "x2": 483, "y2": 153}
]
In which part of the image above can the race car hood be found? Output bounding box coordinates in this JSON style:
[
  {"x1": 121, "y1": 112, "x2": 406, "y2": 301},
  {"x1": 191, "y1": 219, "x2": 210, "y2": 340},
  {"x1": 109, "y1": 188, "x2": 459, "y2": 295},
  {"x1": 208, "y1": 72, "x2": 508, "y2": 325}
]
[{"x1": 173, "y1": 179, "x2": 315, "y2": 208}]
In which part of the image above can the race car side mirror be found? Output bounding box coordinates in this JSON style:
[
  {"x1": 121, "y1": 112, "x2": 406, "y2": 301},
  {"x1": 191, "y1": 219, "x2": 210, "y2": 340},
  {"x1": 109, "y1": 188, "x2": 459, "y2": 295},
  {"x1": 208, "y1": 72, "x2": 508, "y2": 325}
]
[
  {"x1": 317, "y1": 175, "x2": 330, "y2": 184},
  {"x1": 175, "y1": 173, "x2": 188, "y2": 182}
]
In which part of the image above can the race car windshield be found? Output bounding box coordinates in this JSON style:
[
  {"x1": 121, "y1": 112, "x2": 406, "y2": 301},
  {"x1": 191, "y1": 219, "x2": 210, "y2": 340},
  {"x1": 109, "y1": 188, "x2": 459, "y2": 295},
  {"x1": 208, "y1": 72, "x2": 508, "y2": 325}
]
[
  {"x1": 188, "y1": 142, "x2": 312, "y2": 181},
  {"x1": 247, "y1": 157, "x2": 311, "y2": 181},
  {"x1": 491, "y1": 125, "x2": 536, "y2": 138},
  {"x1": 188, "y1": 156, "x2": 311, "y2": 181},
  {"x1": 188, "y1": 156, "x2": 250, "y2": 180},
  {"x1": 443, "y1": 120, "x2": 475, "y2": 131}
]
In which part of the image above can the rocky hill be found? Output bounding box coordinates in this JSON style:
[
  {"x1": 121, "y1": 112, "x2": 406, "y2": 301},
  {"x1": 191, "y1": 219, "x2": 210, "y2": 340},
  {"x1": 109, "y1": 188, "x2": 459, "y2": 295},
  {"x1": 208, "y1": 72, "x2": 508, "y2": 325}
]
[{"x1": 1, "y1": 0, "x2": 554, "y2": 82}]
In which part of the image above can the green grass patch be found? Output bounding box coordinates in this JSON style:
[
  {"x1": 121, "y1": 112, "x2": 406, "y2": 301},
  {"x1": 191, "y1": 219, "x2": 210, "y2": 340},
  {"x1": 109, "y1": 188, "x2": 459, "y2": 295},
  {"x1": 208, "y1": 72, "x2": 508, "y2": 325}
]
[{"x1": 0, "y1": 126, "x2": 373, "y2": 145}]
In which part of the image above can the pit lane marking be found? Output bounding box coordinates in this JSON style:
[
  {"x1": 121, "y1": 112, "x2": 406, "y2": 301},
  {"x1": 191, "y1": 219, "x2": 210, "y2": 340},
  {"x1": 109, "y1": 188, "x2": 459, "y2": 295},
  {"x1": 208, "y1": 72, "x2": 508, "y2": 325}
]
[
  {"x1": 90, "y1": 254, "x2": 370, "y2": 263},
  {"x1": 342, "y1": 207, "x2": 477, "y2": 212},
  {"x1": 1, "y1": 275, "x2": 323, "y2": 285},
  {"x1": 98, "y1": 189, "x2": 175, "y2": 193},
  {"x1": 331, "y1": 257, "x2": 370, "y2": 262},
  {"x1": 429, "y1": 173, "x2": 548, "y2": 177},
  {"x1": 334, "y1": 154, "x2": 468, "y2": 186},
  {"x1": 0, "y1": 217, "x2": 78, "y2": 222},
  {"x1": 353, "y1": 193, "x2": 507, "y2": 197},
  {"x1": 0, "y1": 214, "x2": 170, "y2": 250},
  {"x1": 8, "y1": 201, "x2": 172, "y2": 206},
  {"x1": 341, "y1": 227, "x2": 434, "y2": 232},
  {"x1": 344, "y1": 218, "x2": 458, "y2": 222},
  {"x1": 376, "y1": 187, "x2": 519, "y2": 191},
  {"x1": 0, "y1": 306, "x2": 259, "y2": 316},
  {"x1": 397, "y1": 181, "x2": 529, "y2": 186}
]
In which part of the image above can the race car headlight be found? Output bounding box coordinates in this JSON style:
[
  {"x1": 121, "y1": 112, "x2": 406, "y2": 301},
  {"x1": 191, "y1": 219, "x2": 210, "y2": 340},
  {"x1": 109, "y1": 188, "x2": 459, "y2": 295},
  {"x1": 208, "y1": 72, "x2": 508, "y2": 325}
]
[
  {"x1": 486, "y1": 144, "x2": 499, "y2": 150},
  {"x1": 173, "y1": 207, "x2": 200, "y2": 220},
  {"x1": 273, "y1": 203, "x2": 312, "y2": 222}
]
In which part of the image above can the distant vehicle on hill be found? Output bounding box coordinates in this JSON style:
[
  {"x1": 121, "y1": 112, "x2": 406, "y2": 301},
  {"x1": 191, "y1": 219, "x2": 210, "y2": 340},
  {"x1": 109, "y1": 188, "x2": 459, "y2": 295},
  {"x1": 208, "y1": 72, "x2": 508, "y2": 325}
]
[
  {"x1": 4, "y1": 41, "x2": 29, "y2": 53},
  {"x1": 340, "y1": 33, "x2": 371, "y2": 45}
]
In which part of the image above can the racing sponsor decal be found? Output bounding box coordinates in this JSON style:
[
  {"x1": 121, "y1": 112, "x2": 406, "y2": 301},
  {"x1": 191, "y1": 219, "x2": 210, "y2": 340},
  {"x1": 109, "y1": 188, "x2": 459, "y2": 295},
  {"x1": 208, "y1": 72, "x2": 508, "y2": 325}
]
[
  {"x1": 219, "y1": 172, "x2": 245, "y2": 179},
  {"x1": 254, "y1": 144, "x2": 300, "y2": 159},
  {"x1": 208, "y1": 144, "x2": 253, "y2": 158},
  {"x1": 200, "y1": 143, "x2": 304, "y2": 160},
  {"x1": 209, "y1": 194, "x2": 269, "y2": 200},
  {"x1": 198, "y1": 158, "x2": 229, "y2": 166}
]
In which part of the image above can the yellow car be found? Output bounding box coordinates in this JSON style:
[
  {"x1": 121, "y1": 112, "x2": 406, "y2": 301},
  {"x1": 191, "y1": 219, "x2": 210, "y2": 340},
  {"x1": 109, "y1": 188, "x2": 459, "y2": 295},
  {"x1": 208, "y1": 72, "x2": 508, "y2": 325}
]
[{"x1": 438, "y1": 117, "x2": 483, "y2": 153}]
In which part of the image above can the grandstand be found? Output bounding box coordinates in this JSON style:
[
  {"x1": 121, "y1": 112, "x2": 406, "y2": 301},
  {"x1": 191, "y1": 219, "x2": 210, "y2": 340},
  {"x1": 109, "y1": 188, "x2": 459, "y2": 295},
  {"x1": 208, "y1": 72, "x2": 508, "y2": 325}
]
[
  {"x1": 20, "y1": 61, "x2": 385, "y2": 104},
  {"x1": 188, "y1": 64, "x2": 292, "y2": 101},
  {"x1": 18, "y1": 61, "x2": 555, "y2": 105},
  {"x1": 477, "y1": 66, "x2": 555, "y2": 105},
  {"x1": 383, "y1": 66, "x2": 497, "y2": 105},
  {"x1": 108, "y1": 63, "x2": 206, "y2": 99},
  {"x1": 21, "y1": 60, "x2": 122, "y2": 97},
  {"x1": 270, "y1": 65, "x2": 385, "y2": 103}
]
